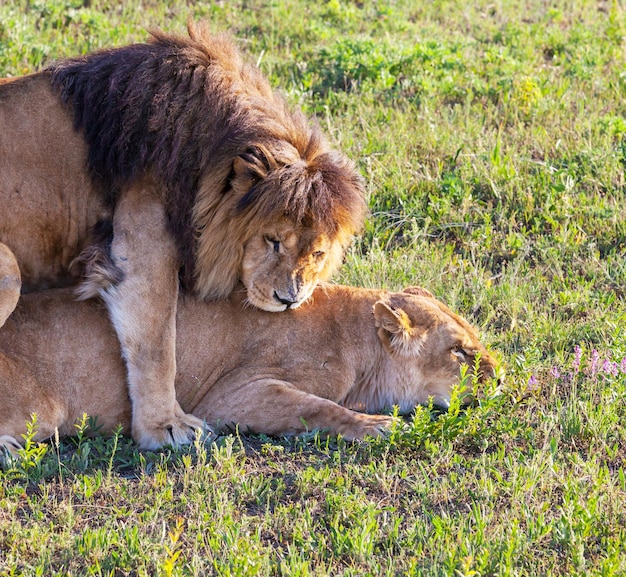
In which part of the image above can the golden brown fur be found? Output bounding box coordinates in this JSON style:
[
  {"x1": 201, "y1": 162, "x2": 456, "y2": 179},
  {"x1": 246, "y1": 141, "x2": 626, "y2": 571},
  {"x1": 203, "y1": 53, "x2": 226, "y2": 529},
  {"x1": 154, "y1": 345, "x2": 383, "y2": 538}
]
[
  {"x1": 0, "y1": 282, "x2": 497, "y2": 453},
  {"x1": 0, "y1": 245, "x2": 20, "y2": 330},
  {"x1": 0, "y1": 23, "x2": 365, "y2": 449}
]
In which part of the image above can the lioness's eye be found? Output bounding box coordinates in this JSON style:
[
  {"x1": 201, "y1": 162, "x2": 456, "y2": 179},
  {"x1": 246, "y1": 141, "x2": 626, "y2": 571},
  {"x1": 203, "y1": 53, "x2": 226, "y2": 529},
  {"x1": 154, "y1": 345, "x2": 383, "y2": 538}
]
[
  {"x1": 452, "y1": 346, "x2": 468, "y2": 360},
  {"x1": 265, "y1": 236, "x2": 280, "y2": 252}
]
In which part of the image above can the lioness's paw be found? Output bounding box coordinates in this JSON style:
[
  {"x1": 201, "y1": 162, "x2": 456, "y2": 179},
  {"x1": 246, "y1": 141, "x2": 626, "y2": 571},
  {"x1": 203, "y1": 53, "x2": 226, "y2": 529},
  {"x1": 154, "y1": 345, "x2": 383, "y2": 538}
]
[
  {"x1": 341, "y1": 414, "x2": 395, "y2": 441},
  {"x1": 133, "y1": 413, "x2": 213, "y2": 450}
]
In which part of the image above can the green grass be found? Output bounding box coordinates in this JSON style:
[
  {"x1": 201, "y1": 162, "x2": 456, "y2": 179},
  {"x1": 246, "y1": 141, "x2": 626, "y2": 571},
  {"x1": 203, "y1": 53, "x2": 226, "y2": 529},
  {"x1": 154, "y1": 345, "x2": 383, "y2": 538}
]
[{"x1": 1, "y1": 0, "x2": 626, "y2": 575}]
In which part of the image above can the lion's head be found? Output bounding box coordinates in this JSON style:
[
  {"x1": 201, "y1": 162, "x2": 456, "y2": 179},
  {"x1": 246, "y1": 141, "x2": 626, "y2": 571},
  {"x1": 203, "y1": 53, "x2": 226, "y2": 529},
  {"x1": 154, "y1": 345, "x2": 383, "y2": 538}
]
[
  {"x1": 196, "y1": 135, "x2": 365, "y2": 311},
  {"x1": 50, "y1": 22, "x2": 366, "y2": 312},
  {"x1": 189, "y1": 71, "x2": 366, "y2": 311},
  {"x1": 240, "y1": 220, "x2": 339, "y2": 311}
]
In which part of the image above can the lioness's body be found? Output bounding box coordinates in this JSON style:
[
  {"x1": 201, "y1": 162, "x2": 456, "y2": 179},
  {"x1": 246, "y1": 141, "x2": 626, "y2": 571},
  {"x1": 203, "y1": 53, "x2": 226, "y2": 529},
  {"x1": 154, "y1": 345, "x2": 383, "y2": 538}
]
[
  {"x1": 0, "y1": 24, "x2": 365, "y2": 449},
  {"x1": 0, "y1": 284, "x2": 496, "y2": 451}
]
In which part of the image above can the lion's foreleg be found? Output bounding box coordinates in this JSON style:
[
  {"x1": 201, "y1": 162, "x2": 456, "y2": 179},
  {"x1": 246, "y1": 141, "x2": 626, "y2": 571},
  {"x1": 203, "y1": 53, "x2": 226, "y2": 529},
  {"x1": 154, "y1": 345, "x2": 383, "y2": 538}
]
[
  {"x1": 103, "y1": 182, "x2": 205, "y2": 450},
  {"x1": 0, "y1": 243, "x2": 21, "y2": 329}
]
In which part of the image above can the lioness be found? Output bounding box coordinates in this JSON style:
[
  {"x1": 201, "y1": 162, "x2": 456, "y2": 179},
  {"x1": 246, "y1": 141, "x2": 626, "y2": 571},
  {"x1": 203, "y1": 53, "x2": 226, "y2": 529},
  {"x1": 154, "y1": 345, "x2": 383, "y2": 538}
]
[
  {"x1": 0, "y1": 23, "x2": 365, "y2": 449},
  {"x1": 0, "y1": 282, "x2": 497, "y2": 453}
]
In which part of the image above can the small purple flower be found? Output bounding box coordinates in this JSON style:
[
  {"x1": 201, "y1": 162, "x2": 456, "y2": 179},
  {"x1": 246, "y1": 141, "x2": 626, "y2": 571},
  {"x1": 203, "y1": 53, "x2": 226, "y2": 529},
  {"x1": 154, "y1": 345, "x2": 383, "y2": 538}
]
[
  {"x1": 588, "y1": 349, "x2": 600, "y2": 378},
  {"x1": 602, "y1": 360, "x2": 619, "y2": 376},
  {"x1": 550, "y1": 366, "x2": 561, "y2": 379},
  {"x1": 527, "y1": 374, "x2": 538, "y2": 389},
  {"x1": 621, "y1": 357, "x2": 626, "y2": 374},
  {"x1": 572, "y1": 345, "x2": 582, "y2": 376}
]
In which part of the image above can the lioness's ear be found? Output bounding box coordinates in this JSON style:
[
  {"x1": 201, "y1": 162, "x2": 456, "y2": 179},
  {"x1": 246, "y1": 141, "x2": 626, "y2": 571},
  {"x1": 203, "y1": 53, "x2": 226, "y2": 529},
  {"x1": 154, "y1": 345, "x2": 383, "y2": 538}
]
[
  {"x1": 374, "y1": 301, "x2": 411, "y2": 334},
  {"x1": 402, "y1": 286, "x2": 434, "y2": 299},
  {"x1": 374, "y1": 301, "x2": 414, "y2": 353}
]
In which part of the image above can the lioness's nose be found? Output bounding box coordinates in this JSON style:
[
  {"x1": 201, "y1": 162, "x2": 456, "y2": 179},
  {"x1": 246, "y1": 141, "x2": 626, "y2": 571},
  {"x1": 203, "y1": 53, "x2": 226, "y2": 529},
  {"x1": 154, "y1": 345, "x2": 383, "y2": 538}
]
[{"x1": 483, "y1": 362, "x2": 498, "y2": 381}]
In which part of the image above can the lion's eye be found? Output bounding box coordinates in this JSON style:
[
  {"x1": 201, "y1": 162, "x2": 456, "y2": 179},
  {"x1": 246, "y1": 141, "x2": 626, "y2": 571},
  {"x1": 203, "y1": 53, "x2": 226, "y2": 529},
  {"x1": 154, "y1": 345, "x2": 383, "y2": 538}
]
[
  {"x1": 265, "y1": 236, "x2": 281, "y2": 252},
  {"x1": 312, "y1": 251, "x2": 325, "y2": 259}
]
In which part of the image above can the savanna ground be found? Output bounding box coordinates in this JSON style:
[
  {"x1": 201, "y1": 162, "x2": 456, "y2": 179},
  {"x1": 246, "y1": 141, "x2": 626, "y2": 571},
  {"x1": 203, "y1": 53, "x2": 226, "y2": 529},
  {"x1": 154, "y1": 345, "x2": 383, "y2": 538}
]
[{"x1": 1, "y1": 0, "x2": 625, "y2": 575}]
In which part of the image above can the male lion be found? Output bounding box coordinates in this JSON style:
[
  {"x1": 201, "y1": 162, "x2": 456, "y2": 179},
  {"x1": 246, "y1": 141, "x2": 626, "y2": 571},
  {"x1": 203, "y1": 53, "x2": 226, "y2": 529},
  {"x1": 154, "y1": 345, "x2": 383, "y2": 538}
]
[
  {"x1": 0, "y1": 281, "x2": 497, "y2": 454},
  {"x1": 0, "y1": 23, "x2": 365, "y2": 449}
]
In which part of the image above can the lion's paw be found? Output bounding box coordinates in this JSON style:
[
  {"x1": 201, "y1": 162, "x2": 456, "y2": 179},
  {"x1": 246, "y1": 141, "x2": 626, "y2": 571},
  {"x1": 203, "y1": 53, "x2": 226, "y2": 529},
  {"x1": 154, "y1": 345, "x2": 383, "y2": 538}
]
[{"x1": 133, "y1": 412, "x2": 213, "y2": 451}]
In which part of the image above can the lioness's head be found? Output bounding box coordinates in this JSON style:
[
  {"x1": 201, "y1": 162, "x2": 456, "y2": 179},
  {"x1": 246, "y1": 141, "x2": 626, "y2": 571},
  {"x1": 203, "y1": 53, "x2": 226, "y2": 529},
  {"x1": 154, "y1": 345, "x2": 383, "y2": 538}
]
[
  {"x1": 194, "y1": 133, "x2": 366, "y2": 311},
  {"x1": 371, "y1": 287, "x2": 498, "y2": 410}
]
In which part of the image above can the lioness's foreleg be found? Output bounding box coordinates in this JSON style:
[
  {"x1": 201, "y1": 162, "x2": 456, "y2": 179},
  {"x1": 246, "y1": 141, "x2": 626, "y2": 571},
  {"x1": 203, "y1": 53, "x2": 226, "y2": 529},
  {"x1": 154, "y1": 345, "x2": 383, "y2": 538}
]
[
  {"x1": 103, "y1": 181, "x2": 205, "y2": 450},
  {"x1": 201, "y1": 377, "x2": 394, "y2": 440},
  {"x1": 0, "y1": 243, "x2": 20, "y2": 329}
]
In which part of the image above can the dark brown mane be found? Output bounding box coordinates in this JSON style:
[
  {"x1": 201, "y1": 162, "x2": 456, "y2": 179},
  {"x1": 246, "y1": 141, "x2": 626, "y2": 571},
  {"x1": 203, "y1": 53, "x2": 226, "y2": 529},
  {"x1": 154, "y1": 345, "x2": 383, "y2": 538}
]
[{"x1": 48, "y1": 22, "x2": 366, "y2": 293}]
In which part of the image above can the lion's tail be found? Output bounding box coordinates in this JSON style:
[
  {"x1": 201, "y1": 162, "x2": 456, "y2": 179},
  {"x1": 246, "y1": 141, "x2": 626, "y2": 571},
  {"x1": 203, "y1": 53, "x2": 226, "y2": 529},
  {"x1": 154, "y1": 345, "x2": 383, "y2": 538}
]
[{"x1": 71, "y1": 220, "x2": 124, "y2": 300}]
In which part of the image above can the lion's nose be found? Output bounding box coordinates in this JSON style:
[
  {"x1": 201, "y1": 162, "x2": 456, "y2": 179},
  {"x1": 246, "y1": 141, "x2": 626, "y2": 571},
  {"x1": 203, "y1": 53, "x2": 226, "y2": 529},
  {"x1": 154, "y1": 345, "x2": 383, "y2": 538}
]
[{"x1": 274, "y1": 291, "x2": 297, "y2": 309}]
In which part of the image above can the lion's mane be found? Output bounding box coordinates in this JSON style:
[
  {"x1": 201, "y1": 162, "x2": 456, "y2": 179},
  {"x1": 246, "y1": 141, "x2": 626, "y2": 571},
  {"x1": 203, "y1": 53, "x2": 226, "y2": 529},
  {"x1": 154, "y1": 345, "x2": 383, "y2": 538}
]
[{"x1": 48, "y1": 22, "x2": 366, "y2": 296}]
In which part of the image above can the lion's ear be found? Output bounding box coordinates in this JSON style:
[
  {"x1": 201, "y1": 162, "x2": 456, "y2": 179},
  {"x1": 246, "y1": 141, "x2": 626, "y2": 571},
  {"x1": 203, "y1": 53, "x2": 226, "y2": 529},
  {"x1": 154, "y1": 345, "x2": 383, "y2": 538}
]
[
  {"x1": 373, "y1": 301, "x2": 414, "y2": 353},
  {"x1": 402, "y1": 286, "x2": 434, "y2": 299},
  {"x1": 233, "y1": 146, "x2": 272, "y2": 184}
]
